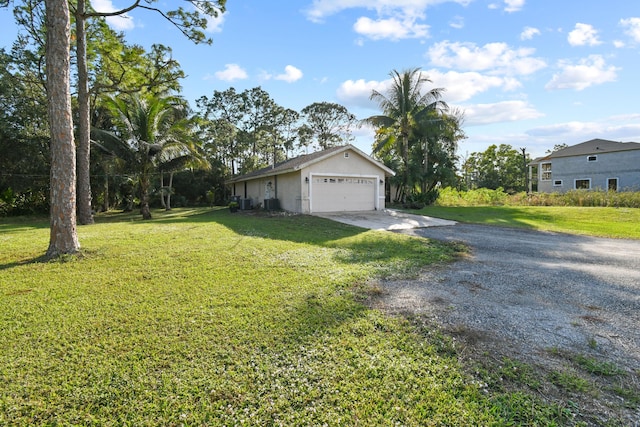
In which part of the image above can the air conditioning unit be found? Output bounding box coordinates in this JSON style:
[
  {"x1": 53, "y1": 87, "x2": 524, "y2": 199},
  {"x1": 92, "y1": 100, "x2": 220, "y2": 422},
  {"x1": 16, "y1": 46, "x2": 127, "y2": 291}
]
[{"x1": 240, "y1": 198, "x2": 253, "y2": 210}]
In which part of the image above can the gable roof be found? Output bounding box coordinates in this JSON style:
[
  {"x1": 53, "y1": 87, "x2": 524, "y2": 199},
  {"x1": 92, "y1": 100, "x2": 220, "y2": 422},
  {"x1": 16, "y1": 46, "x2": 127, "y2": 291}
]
[
  {"x1": 531, "y1": 138, "x2": 640, "y2": 163},
  {"x1": 226, "y1": 144, "x2": 395, "y2": 184}
]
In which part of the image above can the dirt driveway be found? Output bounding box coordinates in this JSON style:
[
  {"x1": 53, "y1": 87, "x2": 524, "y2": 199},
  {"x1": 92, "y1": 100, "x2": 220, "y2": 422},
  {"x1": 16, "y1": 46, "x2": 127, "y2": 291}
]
[
  {"x1": 384, "y1": 224, "x2": 640, "y2": 424},
  {"x1": 383, "y1": 224, "x2": 640, "y2": 369},
  {"x1": 321, "y1": 212, "x2": 640, "y2": 423}
]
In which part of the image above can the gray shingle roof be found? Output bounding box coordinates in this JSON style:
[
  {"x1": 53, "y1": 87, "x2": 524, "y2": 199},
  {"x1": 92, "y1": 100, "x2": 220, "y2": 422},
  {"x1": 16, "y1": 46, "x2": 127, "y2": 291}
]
[
  {"x1": 226, "y1": 144, "x2": 394, "y2": 184},
  {"x1": 531, "y1": 138, "x2": 640, "y2": 163}
]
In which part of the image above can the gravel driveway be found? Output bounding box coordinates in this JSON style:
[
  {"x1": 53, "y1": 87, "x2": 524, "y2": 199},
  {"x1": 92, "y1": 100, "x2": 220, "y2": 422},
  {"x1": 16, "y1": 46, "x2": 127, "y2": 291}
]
[{"x1": 379, "y1": 224, "x2": 640, "y2": 372}]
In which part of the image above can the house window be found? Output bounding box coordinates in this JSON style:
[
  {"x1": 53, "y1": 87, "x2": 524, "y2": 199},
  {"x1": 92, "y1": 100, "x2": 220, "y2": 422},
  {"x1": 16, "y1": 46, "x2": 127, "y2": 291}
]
[
  {"x1": 344, "y1": 152, "x2": 349, "y2": 158},
  {"x1": 540, "y1": 162, "x2": 552, "y2": 181},
  {"x1": 608, "y1": 178, "x2": 618, "y2": 191},
  {"x1": 587, "y1": 155, "x2": 597, "y2": 162},
  {"x1": 575, "y1": 179, "x2": 591, "y2": 190},
  {"x1": 553, "y1": 180, "x2": 563, "y2": 187}
]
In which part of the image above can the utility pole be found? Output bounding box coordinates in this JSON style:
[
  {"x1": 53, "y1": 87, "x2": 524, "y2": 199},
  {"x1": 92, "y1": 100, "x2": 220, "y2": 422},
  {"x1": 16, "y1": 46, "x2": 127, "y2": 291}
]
[{"x1": 520, "y1": 147, "x2": 529, "y2": 194}]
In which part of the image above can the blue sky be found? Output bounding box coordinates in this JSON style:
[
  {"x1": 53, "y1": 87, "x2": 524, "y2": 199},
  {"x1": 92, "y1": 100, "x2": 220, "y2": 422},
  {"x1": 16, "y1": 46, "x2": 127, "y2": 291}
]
[{"x1": 1, "y1": 0, "x2": 639, "y2": 158}]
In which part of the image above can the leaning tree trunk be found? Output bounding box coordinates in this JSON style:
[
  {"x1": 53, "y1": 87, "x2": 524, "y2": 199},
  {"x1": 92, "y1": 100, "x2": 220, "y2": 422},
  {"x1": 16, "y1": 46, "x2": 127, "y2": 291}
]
[
  {"x1": 45, "y1": 0, "x2": 80, "y2": 257},
  {"x1": 75, "y1": 0, "x2": 94, "y2": 225}
]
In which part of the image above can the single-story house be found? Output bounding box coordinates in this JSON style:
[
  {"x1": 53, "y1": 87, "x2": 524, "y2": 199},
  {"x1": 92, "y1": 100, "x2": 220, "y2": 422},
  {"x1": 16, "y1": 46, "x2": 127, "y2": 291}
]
[
  {"x1": 529, "y1": 139, "x2": 640, "y2": 193},
  {"x1": 226, "y1": 144, "x2": 395, "y2": 214}
]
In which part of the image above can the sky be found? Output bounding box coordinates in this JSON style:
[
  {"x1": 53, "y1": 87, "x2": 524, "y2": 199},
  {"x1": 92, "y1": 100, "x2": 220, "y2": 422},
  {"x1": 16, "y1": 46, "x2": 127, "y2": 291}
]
[{"x1": 1, "y1": 0, "x2": 639, "y2": 159}]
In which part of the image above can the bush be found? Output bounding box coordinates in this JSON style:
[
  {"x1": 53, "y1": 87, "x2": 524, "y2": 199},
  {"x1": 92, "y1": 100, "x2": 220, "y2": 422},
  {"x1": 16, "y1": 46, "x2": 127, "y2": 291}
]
[
  {"x1": 0, "y1": 187, "x2": 49, "y2": 216},
  {"x1": 436, "y1": 187, "x2": 509, "y2": 206},
  {"x1": 521, "y1": 189, "x2": 640, "y2": 208},
  {"x1": 435, "y1": 187, "x2": 640, "y2": 208}
]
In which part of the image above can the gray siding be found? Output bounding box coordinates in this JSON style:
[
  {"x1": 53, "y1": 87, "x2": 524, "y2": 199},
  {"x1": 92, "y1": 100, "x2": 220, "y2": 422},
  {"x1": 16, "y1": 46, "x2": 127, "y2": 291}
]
[{"x1": 537, "y1": 150, "x2": 640, "y2": 192}]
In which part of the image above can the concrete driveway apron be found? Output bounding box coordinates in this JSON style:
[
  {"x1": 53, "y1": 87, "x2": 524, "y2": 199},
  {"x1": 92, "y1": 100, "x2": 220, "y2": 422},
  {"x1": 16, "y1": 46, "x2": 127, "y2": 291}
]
[{"x1": 314, "y1": 209, "x2": 456, "y2": 231}]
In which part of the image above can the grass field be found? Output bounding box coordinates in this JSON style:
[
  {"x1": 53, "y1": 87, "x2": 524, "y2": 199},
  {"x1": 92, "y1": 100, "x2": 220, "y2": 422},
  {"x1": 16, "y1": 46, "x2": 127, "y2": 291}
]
[
  {"x1": 414, "y1": 205, "x2": 640, "y2": 239},
  {"x1": 0, "y1": 206, "x2": 630, "y2": 425}
]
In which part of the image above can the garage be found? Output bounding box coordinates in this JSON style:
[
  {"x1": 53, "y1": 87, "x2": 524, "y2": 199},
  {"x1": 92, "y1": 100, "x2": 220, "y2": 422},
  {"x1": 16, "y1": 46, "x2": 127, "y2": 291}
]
[
  {"x1": 226, "y1": 145, "x2": 395, "y2": 214},
  {"x1": 310, "y1": 175, "x2": 377, "y2": 213}
]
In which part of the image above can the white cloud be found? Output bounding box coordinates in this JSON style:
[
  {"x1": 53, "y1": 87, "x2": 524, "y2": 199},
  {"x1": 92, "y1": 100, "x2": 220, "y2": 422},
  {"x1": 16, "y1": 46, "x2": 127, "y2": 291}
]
[
  {"x1": 449, "y1": 15, "x2": 464, "y2": 29},
  {"x1": 91, "y1": 0, "x2": 135, "y2": 30},
  {"x1": 354, "y1": 16, "x2": 429, "y2": 40},
  {"x1": 336, "y1": 78, "x2": 388, "y2": 108},
  {"x1": 304, "y1": 0, "x2": 472, "y2": 23},
  {"x1": 275, "y1": 65, "x2": 304, "y2": 83},
  {"x1": 520, "y1": 26, "x2": 540, "y2": 40},
  {"x1": 428, "y1": 70, "x2": 522, "y2": 102},
  {"x1": 337, "y1": 69, "x2": 521, "y2": 110},
  {"x1": 527, "y1": 117, "x2": 640, "y2": 141},
  {"x1": 304, "y1": 0, "x2": 471, "y2": 41},
  {"x1": 568, "y1": 23, "x2": 602, "y2": 46},
  {"x1": 620, "y1": 17, "x2": 640, "y2": 43},
  {"x1": 205, "y1": 10, "x2": 226, "y2": 33},
  {"x1": 504, "y1": 0, "x2": 525, "y2": 13},
  {"x1": 214, "y1": 64, "x2": 248, "y2": 81},
  {"x1": 545, "y1": 55, "x2": 618, "y2": 91},
  {"x1": 427, "y1": 41, "x2": 546, "y2": 75},
  {"x1": 463, "y1": 100, "x2": 543, "y2": 126},
  {"x1": 488, "y1": 0, "x2": 524, "y2": 12}
]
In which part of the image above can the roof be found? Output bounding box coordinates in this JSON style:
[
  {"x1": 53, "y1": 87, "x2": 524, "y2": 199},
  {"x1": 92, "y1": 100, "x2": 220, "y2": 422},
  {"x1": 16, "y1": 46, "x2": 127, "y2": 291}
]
[
  {"x1": 531, "y1": 138, "x2": 640, "y2": 163},
  {"x1": 226, "y1": 144, "x2": 395, "y2": 184}
]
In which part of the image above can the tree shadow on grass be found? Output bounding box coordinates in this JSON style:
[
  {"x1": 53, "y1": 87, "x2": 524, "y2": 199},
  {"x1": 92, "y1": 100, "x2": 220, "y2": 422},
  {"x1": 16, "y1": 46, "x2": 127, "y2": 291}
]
[
  {"x1": 99, "y1": 206, "x2": 370, "y2": 245},
  {"x1": 0, "y1": 254, "x2": 51, "y2": 271}
]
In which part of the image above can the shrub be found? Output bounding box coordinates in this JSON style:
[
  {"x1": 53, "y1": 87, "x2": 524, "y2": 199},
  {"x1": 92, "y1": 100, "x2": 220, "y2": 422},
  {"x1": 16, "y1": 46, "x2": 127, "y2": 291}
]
[
  {"x1": 436, "y1": 187, "x2": 509, "y2": 206},
  {"x1": 435, "y1": 187, "x2": 640, "y2": 208}
]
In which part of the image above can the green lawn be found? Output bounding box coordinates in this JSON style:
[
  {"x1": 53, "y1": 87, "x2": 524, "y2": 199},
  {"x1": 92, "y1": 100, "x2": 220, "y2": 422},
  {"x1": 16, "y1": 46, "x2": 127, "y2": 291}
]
[
  {"x1": 416, "y1": 205, "x2": 640, "y2": 239},
  {"x1": 0, "y1": 208, "x2": 572, "y2": 425}
]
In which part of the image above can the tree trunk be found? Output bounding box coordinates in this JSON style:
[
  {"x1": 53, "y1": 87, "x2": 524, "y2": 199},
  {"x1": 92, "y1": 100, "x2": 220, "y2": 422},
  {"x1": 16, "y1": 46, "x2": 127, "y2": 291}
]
[
  {"x1": 45, "y1": 0, "x2": 80, "y2": 257},
  {"x1": 166, "y1": 171, "x2": 174, "y2": 210},
  {"x1": 401, "y1": 133, "x2": 410, "y2": 202},
  {"x1": 102, "y1": 162, "x2": 109, "y2": 212},
  {"x1": 140, "y1": 176, "x2": 152, "y2": 220},
  {"x1": 75, "y1": 0, "x2": 94, "y2": 225},
  {"x1": 159, "y1": 171, "x2": 166, "y2": 209},
  {"x1": 422, "y1": 137, "x2": 429, "y2": 194}
]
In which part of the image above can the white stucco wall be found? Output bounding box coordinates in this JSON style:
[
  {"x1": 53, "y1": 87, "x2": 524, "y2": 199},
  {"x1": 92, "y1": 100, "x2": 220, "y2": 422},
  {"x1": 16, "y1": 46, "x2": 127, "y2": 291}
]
[
  {"x1": 231, "y1": 148, "x2": 391, "y2": 213},
  {"x1": 300, "y1": 149, "x2": 387, "y2": 213}
]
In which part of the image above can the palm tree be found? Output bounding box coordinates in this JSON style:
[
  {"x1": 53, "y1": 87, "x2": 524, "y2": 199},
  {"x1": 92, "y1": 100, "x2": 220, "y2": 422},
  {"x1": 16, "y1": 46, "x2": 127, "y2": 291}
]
[
  {"x1": 92, "y1": 94, "x2": 208, "y2": 219},
  {"x1": 364, "y1": 68, "x2": 447, "y2": 202}
]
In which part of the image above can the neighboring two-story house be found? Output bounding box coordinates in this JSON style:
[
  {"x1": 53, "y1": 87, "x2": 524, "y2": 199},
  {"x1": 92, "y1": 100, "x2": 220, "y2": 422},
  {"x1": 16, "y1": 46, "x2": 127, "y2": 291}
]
[{"x1": 530, "y1": 139, "x2": 640, "y2": 193}]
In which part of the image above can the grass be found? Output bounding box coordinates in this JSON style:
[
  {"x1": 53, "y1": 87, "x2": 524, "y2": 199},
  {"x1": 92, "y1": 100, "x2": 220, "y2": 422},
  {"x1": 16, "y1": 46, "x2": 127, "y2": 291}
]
[
  {"x1": 0, "y1": 208, "x2": 575, "y2": 425},
  {"x1": 413, "y1": 205, "x2": 640, "y2": 239}
]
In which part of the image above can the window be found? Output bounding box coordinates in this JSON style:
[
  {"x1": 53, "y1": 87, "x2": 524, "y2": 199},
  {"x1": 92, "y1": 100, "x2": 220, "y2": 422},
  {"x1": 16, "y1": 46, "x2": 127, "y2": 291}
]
[
  {"x1": 587, "y1": 155, "x2": 597, "y2": 162},
  {"x1": 344, "y1": 152, "x2": 350, "y2": 158},
  {"x1": 608, "y1": 178, "x2": 618, "y2": 191},
  {"x1": 553, "y1": 180, "x2": 563, "y2": 187},
  {"x1": 541, "y1": 162, "x2": 552, "y2": 181},
  {"x1": 575, "y1": 179, "x2": 591, "y2": 190}
]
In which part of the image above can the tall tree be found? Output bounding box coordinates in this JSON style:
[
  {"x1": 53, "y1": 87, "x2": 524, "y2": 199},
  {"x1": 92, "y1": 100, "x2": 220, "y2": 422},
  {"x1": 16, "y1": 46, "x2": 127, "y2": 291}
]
[
  {"x1": 365, "y1": 68, "x2": 447, "y2": 201},
  {"x1": 196, "y1": 87, "x2": 244, "y2": 175},
  {"x1": 92, "y1": 94, "x2": 206, "y2": 219},
  {"x1": 299, "y1": 102, "x2": 356, "y2": 150},
  {"x1": 0, "y1": 48, "x2": 50, "y2": 215},
  {"x1": 44, "y1": 0, "x2": 80, "y2": 256},
  {"x1": 412, "y1": 107, "x2": 465, "y2": 194},
  {"x1": 464, "y1": 144, "x2": 529, "y2": 192},
  {"x1": 73, "y1": 0, "x2": 226, "y2": 224}
]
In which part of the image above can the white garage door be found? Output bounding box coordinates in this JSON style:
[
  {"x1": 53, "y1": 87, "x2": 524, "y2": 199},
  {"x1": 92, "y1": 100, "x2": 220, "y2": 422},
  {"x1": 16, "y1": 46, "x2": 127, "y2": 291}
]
[{"x1": 311, "y1": 176, "x2": 376, "y2": 213}]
